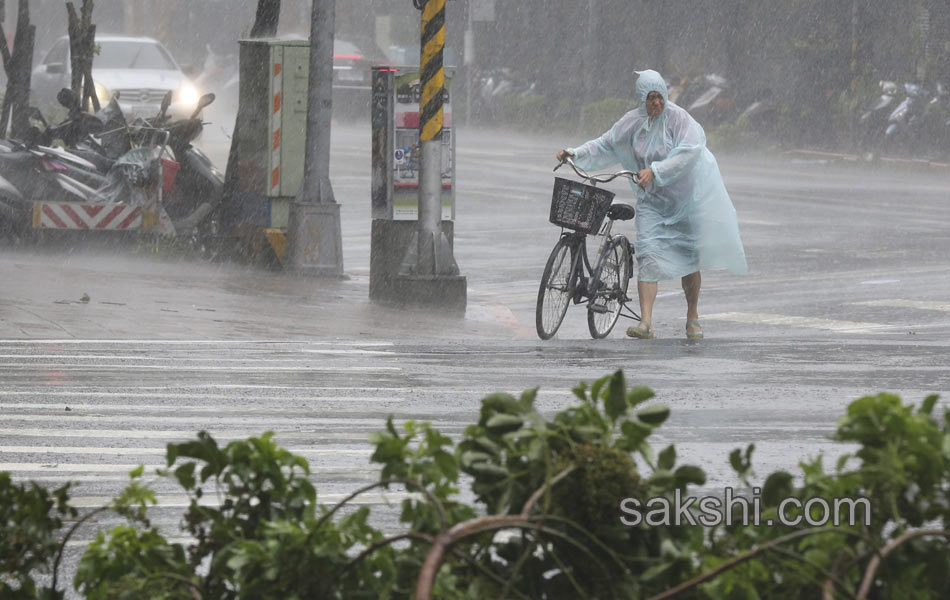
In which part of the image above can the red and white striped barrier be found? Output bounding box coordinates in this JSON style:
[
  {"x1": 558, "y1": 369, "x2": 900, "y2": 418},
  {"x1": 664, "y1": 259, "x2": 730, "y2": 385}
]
[{"x1": 32, "y1": 202, "x2": 152, "y2": 230}]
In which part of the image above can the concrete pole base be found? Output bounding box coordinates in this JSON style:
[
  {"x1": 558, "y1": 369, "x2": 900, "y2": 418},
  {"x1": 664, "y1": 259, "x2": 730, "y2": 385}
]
[
  {"x1": 288, "y1": 201, "x2": 344, "y2": 277},
  {"x1": 388, "y1": 273, "x2": 467, "y2": 314},
  {"x1": 370, "y1": 219, "x2": 467, "y2": 314}
]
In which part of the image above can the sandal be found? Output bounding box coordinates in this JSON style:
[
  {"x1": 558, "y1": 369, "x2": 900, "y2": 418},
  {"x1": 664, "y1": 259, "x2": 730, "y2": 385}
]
[
  {"x1": 626, "y1": 321, "x2": 654, "y2": 339},
  {"x1": 686, "y1": 319, "x2": 703, "y2": 340}
]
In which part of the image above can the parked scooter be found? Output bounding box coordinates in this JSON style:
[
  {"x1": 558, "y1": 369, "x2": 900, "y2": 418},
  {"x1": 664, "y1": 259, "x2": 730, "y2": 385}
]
[
  {"x1": 0, "y1": 124, "x2": 102, "y2": 239},
  {"x1": 685, "y1": 74, "x2": 736, "y2": 126},
  {"x1": 469, "y1": 67, "x2": 538, "y2": 123},
  {"x1": 0, "y1": 92, "x2": 118, "y2": 239},
  {"x1": 916, "y1": 82, "x2": 950, "y2": 159},
  {"x1": 858, "y1": 80, "x2": 900, "y2": 161},
  {"x1": 151, "y1": 92, "x2": 221, "y2": 235},
  {"x1": 881, "y1": 82, "x2": 930, "y2": 154},
  {"x1": 31, "y1": 89, "x2": 218, "y2": 234}
]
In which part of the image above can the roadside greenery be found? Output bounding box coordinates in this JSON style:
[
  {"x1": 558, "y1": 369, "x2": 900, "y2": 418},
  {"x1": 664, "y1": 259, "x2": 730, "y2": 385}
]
[{"x1": 2, "y1": 371, "x2": 949, "y2": 598}]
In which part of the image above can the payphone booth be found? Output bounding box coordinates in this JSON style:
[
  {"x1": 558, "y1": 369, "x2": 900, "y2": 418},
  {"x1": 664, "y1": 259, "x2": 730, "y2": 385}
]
[{"x1": 370, "y1": 65, "x2": 459, "y2": 304}]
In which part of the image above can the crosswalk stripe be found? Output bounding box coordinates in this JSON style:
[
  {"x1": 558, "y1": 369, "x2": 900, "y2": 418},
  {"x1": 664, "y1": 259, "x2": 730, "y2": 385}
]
[
  {"x1": 0, "y1": 414, "x2": 398, "y2": 426},
  {"x1": 0, "y1": 340, "x2": 394, "y2": 346},
  {"x1": 0, "y1": 350, "x2": 396, "y2": 359},
  {"x1": 1, "y1": 386, "x2": 574, "y2": 395},
  {"x1": 0, "y1": 463, "x2": 376, "y2": 473},
  {"x1": 851, "y1": 299, "x2": 950, "y2": 312},
  {"x1": 0, "y1": 362, "x2": 400, "y2": 372},
  {"x1": 703, "y1": 312, "x2": 889, "y2": 333},
  {"x1": 0, "y1": 428, "x2": 458, "y2": 439},
  {"x1": 0, "y1": 446, "x2": 372, "y2": 456},
  {"x1": 1, "y1": 387, "x2": 408, "y2": 394},
  {"x1": 64, "y1": 492, "x2": 415, "y2": 508},
  {"x1": 2, "y1": 399, "x2": 406, "y2": 411}
]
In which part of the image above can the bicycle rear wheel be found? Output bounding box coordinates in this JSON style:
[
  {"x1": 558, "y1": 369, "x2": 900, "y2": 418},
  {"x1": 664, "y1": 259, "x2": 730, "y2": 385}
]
[
  {"x1": 587, "y1": 237, "x2": 631, "y2": 339},
  {"x1": 536, "y1": 237, "x2": 575, "y2": 340}
]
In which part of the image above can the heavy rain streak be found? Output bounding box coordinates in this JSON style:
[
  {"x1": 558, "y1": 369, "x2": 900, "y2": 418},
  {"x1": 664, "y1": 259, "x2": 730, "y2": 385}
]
[{"x1": 2, "y1": 1, "x2": 950, "y2": 599}]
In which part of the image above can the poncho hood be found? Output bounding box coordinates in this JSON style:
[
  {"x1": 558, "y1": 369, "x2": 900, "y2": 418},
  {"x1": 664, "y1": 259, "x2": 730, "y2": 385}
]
[{"x1": 635, "y1": 69, "x2": 668, "y2": 119}]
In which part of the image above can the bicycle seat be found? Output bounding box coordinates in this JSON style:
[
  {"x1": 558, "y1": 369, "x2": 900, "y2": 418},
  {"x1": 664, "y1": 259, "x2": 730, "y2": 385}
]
[{"x1": 607, "y1": 203, "x2": 635, "y2": 221}]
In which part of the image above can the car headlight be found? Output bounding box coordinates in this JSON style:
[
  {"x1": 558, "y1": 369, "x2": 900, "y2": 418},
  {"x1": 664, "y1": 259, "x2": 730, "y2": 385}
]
[
  {"x1": 177, "y1": 83, "x2": 200, "y2": 105},
  {"x1": 94, "y1": 82, "x2": 112, "y2": 105}
]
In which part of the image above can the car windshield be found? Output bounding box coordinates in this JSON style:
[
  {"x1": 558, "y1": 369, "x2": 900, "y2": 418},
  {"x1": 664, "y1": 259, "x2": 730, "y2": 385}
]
[{"x1": 96, "y1": 41, "x2": 177, "y2": 70}]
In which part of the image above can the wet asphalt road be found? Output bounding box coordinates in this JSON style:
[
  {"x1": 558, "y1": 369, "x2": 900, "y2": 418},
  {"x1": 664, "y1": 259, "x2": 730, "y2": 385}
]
[{"x1": 2, "y1": 120, "x2": 950, "y2": 593}]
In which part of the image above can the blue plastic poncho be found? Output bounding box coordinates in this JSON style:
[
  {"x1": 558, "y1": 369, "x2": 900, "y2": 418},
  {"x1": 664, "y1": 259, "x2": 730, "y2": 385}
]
[{"x1": 569, "y1": 69, "x2": 748, "y2": 282}]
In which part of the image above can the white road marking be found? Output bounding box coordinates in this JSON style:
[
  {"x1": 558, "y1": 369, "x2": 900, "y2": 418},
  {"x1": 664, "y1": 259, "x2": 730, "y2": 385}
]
[
  {"x1": 0, "y1": 414, "x2": 394, "y2": 426},
  {"x1": 0, "y1": 463, "x2": 171, "y2": 472},
  {"x1": 2, "y1": 399, "x2": 406, "y2": 411},
  {"x1": 0, "y1": 462, "x2": 376, "y2": 473},
  {"x1": 851, "y1": 299, "x2": 950, "y2": 312},
  {"x1": 0, "y1": 362, "x2": 399, "y2": 372},
  {"x1": 0, "y1": 340, "x2": 394, "y2": 346},
  {"x1": 738, "y1": 218, "x2": 778, "y2": 226},
  {"x1": 0, "y1": 387, "x2": 575, "y2": 397},
  {"x1": 0, "y1": 428, "x2": 388, "y2": 440},
  {"x1": 703, "y1": 312, "x2": 890, "y2": 333},
  {"x1": 0, "y1": 350, "x2": 395, "y2": 359},
  {"x1": 0, "y1": 446, "x2": 371, "y2": 456},
  {"x1": 63, "y1": 492, "x2": 415, "y2": 508},
  {"x1": 1, "y1": 386, "x2": 409, "y2": 394}
]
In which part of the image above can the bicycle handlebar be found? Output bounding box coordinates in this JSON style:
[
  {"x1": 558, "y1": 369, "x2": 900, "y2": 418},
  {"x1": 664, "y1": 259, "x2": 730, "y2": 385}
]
[{"x1": 555, "y1": 155, "x2": 640, "y2": 185}]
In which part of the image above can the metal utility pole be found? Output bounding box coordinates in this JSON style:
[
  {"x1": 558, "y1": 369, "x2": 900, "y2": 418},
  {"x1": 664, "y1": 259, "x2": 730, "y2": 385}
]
[
  {"x1": 393, "y1": 0, "x2": 466, "y2": 312},
  {"x1": 416, "y1": 0, "x2": 446, "y2": 274},
  {"x1": 287, "y1": 0, "x2": 343, "y2": 276}
]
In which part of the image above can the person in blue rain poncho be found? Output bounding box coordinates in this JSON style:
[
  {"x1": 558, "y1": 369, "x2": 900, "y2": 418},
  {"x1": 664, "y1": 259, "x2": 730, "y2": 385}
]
[{"x1": 556, "y1": 69, "x2": 747, "y2": 340}]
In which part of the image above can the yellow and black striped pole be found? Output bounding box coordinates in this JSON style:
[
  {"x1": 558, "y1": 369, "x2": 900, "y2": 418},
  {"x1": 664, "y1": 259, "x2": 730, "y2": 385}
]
[
  {"x1": 414, "y1": 0, "x2": 451, "y2": 274},
  {"x1": 419, "y1": 0, "x2": 445, "y2": 143},
  {"x1": 395, "y1": 0, "x2": 465, "y2": 309}
]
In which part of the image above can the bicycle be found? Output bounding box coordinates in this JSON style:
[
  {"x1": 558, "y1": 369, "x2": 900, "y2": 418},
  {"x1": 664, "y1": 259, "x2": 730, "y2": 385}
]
[{"x1": 535, "y1": 157, "x2": 641, "y2": 340}]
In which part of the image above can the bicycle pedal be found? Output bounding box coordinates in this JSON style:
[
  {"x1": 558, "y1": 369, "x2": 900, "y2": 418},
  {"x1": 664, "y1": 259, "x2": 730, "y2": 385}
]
[{"x1": 589, "y1": 303, "x2": 609, "y2": 314}]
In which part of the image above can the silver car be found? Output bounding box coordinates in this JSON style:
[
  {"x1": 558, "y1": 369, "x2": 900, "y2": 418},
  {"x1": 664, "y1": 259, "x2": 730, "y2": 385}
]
[{"x1": 31, "y1": 35, "x2": 201, "y2": 121}]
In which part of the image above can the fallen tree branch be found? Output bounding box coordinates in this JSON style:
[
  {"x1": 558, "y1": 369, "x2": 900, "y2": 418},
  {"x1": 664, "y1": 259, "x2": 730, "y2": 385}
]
[
  {"x1": 647, "y1": 527, "x2": 862, "y2": 600},
  {"x1": 856, "y1": 529, "x2": 950, "y2": 600}
]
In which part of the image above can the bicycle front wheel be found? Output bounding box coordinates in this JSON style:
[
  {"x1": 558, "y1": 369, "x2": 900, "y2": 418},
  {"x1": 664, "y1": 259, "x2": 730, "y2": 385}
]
[
  {"x1": 587, "y1": 237, "x2": 631, "y2": 339},
  {"x1": 536, "y1": 237, "x2": 575, "y2": 340}
]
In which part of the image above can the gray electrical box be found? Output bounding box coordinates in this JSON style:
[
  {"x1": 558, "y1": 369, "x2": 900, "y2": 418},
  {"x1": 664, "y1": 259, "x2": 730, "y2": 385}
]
[{"x1": 235, "y1": 38, "x2": 311, "y2": 228}]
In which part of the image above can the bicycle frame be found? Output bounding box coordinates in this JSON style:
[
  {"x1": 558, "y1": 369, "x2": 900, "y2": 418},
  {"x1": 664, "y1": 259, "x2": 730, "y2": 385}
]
[
  {"x1": 535, "y1": 157, "x2": 641, "y2": 339},
  {"x1": 559, "y1": 220, "x2": 638, "y2": 321}
]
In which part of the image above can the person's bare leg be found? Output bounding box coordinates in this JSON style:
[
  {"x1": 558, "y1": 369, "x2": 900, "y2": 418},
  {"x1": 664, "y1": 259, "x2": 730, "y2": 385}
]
[
  {"x1": 638, "y1": 280, "x2": 657, "y2": 324},
  {"x1": 627, "y1": 280, "x2": 657, "y2": 337},
  {"x1": 682, "y1": 271, "x2": 702, "y2": 337}
]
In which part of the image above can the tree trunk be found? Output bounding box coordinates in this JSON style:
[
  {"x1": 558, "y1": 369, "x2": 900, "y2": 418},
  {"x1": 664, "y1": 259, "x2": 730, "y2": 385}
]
[
  {"x1": 250, "y1": 0, "x2": 281, "y2": 38},
  {"x1": 67, "y1": 0, "x2": 100, "y2": 113},
  {"x1": 221, "y1": 0, "x2": 281, "y2": 233},
  {"x1": 1, "y1": 0, "x2": 35, "y2": 139}
]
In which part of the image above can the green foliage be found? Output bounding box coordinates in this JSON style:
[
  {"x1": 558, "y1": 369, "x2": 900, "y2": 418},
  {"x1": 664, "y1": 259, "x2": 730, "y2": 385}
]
[
  {"x1": 443, "y1": 371, "x2": 703, "y2": 598},
  {"x1": 702, "y1": 391, "x2": 950, "y2": 599},
  {"x1": 2, "y1": 375, "x2": 949, "y2": 599},
  {"x1": 0, "y1": 473, "x2": 75, "y2": 600},
  {"x1": 75, "y1": 527, "x2": 193, "y2": 600}
]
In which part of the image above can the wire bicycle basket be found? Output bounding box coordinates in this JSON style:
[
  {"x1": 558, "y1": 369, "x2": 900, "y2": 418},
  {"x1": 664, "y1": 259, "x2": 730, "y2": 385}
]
[{"x1": 549, "y1": 177, "x2": 615, "y2": 234}]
